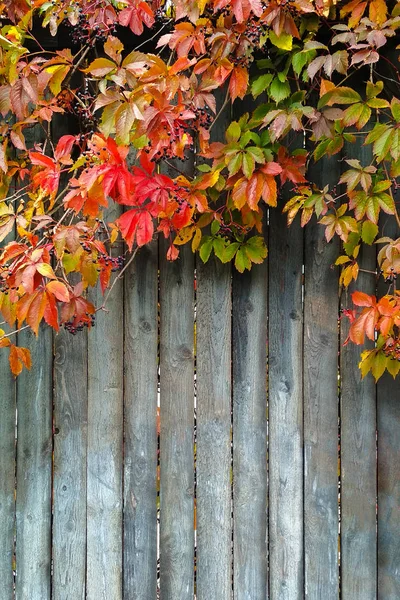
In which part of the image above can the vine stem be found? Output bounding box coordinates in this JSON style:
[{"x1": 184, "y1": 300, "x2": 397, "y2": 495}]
[
  {"x1": 97, "y1": 245, "x2": 140, "y2": 312},
  {"x1": 0, "y1": 325, "x2": 30, "y2": 341}
]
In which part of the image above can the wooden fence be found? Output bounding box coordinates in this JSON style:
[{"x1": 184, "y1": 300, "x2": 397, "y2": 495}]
[{"x1": 1, "y1": 118, "x2": 400, "y2": 600}]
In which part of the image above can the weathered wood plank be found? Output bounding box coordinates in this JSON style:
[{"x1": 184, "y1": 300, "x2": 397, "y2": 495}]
[
  {"x1": 53, "y1": 328, "x2": 87, "y2": 600},
  {"x1": 159, "y1": 242, "x2": 195, "y2": 600},
  {"x1": 340, "y1": 138, "x2": 377, "y2": 600},
  {"x1": 268, "y1": 207, "x2": 304, "y2": 600},
  {"x1": 86, "y1": 203, "x2": 124, "y2": 600},
  {"x1": 377, "y1": 214, "x2": 400, "y2": 599},
  {"x1": 123, "y1": 242, "x2": 158, "y2": 600},
  {"x1": 303, "y1": 156, "x2": 340, "y2": 599},
  {"x1": 15, "y1": 327, "x2": 53, "y2": 600},
  {"x1": 232, "y1": 261, "x2": 268, "y2": 600},
  {"x1": 377, "y1": 372, "x2": 400, "y2": 599},
  {"x1": 0, "y1": 333, "x2": 16, "y2": 598},
  {"x1": 196, "y1": 257, "x2": 232, "y2": 600}
]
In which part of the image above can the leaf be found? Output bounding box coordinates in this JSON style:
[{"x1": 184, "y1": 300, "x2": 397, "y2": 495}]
[
  {"x1": 9, "y1": 344, "x2": 31, "y2": 377},
  {"x1": 234, "y1": 246, "x2": 251, "y2": 272},
  {"x1": 229, "y1": 67, "x2": 249, "y2": 101},
  {"x1": 251, "y1": 74, "x2": 273, "y2": 99},
  {"x1": 226, "y1": 122, "x2": 241, "y2": 143},
  {"x1": 199, "y1": 236, "x2": 213, "y2": 263},
  {"x1": 83, "y1": 57, "x2": 116, "y2": 77},
  {"x1": 46, "y1": 280, "x2": 70, "y2": 302},
  {"x1": 269, "y1": 31, "x2": 293, "y2": 50},
  {"x1": 361, "y1": 220, "x2": 378, "y2": 244},
  {"x1": 318, "y1": 86, "x2": 362, "y2": 108},
  {"x1": 269, "y1": 77, "x2": 291, "y2": 103}
]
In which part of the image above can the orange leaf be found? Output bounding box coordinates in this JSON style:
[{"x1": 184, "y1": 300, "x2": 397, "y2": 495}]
[
  {"x1": 9, "y1": 344, "x2": 32, "y2": 377},
  {"x1": 229, "y1": 67, "x2": 249, "y2": 101}
]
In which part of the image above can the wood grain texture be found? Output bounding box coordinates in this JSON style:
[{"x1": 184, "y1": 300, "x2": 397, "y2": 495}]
[
  {"x1": 232, "y1": 262, "x2": 268, "y2": 600},
  {"x1": 15, "y1": 327, "x2": 53, "y2": 600},
  {"x1": 377, "y1": 214, "x2": 400, "y2": 600},
  {"x1": 268, "y1": 208, "x2": 304, "y2": 600},
  {"x1": 340, "y1": 138, "x2": 377, "y2": 600},
  {"x1": 0, "y1": 335, "x2": 16, "y2": 598},
  {"x1": 196, "y1": 257, "x2": 232, "y2": 600},
  {"x1": 377, "y1": 373, "x2": 400, "y2": 599},
  {"x1": 159, "y1": 242, "x2": 195, "y2": 600},
  {"x1": 86, "y1": 203, "x2": 123, "y2": 600},
  {"x1": 53, "y1": 328, "x2": 88, "y2": 600},
  {"x1": 303, "y1": 156, "x2": 340, "y2": 599},
  {"x1": 123, "y1": 242, "x2": 158, "y2": 600}
]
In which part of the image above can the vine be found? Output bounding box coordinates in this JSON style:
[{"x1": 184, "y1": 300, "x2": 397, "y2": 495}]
[{"x1": 0, "y1": 0, "x2": 400, "y2": 378}]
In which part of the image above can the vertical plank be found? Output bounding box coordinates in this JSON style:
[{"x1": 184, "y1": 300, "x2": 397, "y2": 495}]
[
  {"x1": 0, "y1": 336, "x2": 16, "y2": 598},
  {"x1": 15, "y1": 327, "x2": 53, "y2": 600},
  {"x1": 159, "y1": 242, "x2": 195, "y2": 600},
  {"x1": 123, "y1": 242, "x2": 158, "y2": 599},
  {"x1": 196, "y1": 257, "x2": 232, "y2": 600},
  {"x1": 232, "y1": 261, "x2": 268, "y2": 600},
  {"x1": 51, "y1": 108, "x2": 88, "y2": 600},
  {"x1": 268, "y1": 208, "x2": 304, "y2": 599},
  {"x1": 340, "y1": 137, "x2": 377, "y2": 600},
  {"x1": 377, "y1": 373, "x2": 400, "y2": 599},
  {"x1": 377, "y1": 214, "x2": 400, "y2": 599},
  {"x1": 86, "y1": 202, "x2": 123, "y2": 600},
  {"x1": 303, "y1": 156, "x2": 340, "y2": 599},
  {"x1": 53, "y1": 327, "x2": 87, "y2": 599}
]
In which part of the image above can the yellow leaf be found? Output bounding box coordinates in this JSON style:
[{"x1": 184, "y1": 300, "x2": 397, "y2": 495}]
[
  {"x1": 269, "y1": 31, "x2": 293, "y2": 51},
  {"x1": 192, "y1": 228, "x2": 202, "y2": 252},
  {"x1": 174, "y1": 226, "x2": 195, "y2": 245}
]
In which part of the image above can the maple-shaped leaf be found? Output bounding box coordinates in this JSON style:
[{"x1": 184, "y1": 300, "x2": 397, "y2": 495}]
[
  {"x1": 9, "y1": 344, "x2": 31, "y2": 377},
  {"x1": 117, "y1": 209, "x2": 154, "y2": 250},
  {"x1": 277, "y1": 147, "x2": 307, "y2": 184},
  {"x1": 319, "y1": 203, "x2": 359, "y2": 242},
  {"x1": 229, "y1": 67, "x2": 249, "y2": 101},
  {"x1": 349, "y1": 291, "x2": 379, "y2": 344},
  {"x1": 118, "y1": 0, "x2": 155, "y2": 35}
]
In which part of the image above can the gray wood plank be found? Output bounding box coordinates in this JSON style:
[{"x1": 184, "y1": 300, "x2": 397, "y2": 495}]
[
  {"x1": 377, "y1": 214, "x2": 400, "y2": 599},
  {"x1": 196, "y1": 257, "x2": 232, "y2": 600},
  {"x1": 232, "y1": 262, "x2": 268, "y2": 600},
  {"x1": 123, "y1": 242, "x2": 158, "y2": 600},
  {"x1": 0, "y1": 334, "x2": 16, "y2": 599},
  {"x1": 377, "y1": 373, "x2": 400, "y2": 599},
  {"x1": 159, "y1": 242, "x2": 195, "y2": 600},
  {"x1": 15, "y1": 327, "x2": 53, "y2": 600},
  {"x1": 53, "y1": 327, "x2": 88, "y2": 600},
  {"x1": 268, "y1": 208, "x2": 304, "y2": 600},
  {"x1": 303, "y1": 155, "x2": 340, "y2": 599},
  {"x1": 340, "y1": 135, "x2": 377, "y2": 600},
  {"x1": 86, "y1": 202, "x2": 124, "y2": 600}
]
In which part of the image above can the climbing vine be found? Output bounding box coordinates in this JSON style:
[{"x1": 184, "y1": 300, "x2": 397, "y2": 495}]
[{"x1": 0, "y1": 0, "x2": 400, "y2": 378}]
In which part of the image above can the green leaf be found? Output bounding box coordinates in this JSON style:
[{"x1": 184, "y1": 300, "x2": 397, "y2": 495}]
[
  {"x1": 387, "y1": 358, "x2": 400, "y2": 378},
  {"x1": 227, "y1": 153, "x2": 243, "y2": 176},
  {"x1": 391, "y1": 98, "x2": 400, "y2": 123},
  {"x1": 211, "y1": 220, "x2": 221, "y2": 235},
  {"x1": 234, "y1": 246, "x2": 251, "y2": 272},
  {"x1": 366, "y1": 80, "x2": 383, "y2": 99},
  {"x1": 251, "y1": 74, "x2": 273, "y2": 99},
  {"x1": 318, "y1": 86, "x2": 362, "y2": 109},
  {"x1": 212, "y1": 236, "x2": 225, "y2": 260},
  {"x1": 269, "y1": 30, "x2": 293, "y2": 50},
  {"x1": 199, "y1": 236, "x2": 213, "y2": 263},
  {"x1": 292, "y1": 50, "x2": 316, "y2": 75},
  {"x1": 244, "y1": 236, "x2": 268, "y2": 263},
  {"x1": 371, "y1": 351, "x2": 388, "y2": 381},
  {"x1": 221, "y1": 242, "x2": 240, "y2": 263},
  {"x1": 361, "y1": 220, "x2": 378, "y2": 244},
  {"x1": 226, "y1": 122, "x2": 241, "y2": 143},
  {"x1": 269, "y1": 77, "x2": 291, "y2": 103},
  {"x1": 242, "y1": 152, "x2": 255, "y2": 178}
]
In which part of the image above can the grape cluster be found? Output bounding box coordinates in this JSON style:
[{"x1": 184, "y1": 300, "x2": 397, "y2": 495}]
[
  {"x1": 67, "y1": 10, "x2": 117, "y2": 46},
  {"x1": 72, "y1": 91, "x2": 98, "y2": 132},
  {"x1": 245, "y1": 20, "x2": 265, "y2": 44},
  {"x1": 383, "y1": 335, "x2": 400, "y2": 361},
  {"x1": 101, "y1": 255, "x2": 125, "y2": 272},
  {"x1": 63, "y1": 313, "x2": 96, "y2": 335}
]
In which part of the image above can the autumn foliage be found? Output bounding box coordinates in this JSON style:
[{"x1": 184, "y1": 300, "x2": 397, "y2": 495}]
[{"x1": 0, "y1": 0, "x2": 400, "y2": 378}]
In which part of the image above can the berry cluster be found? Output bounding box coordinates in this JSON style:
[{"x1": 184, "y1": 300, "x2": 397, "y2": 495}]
[
  {"x1": 72, "y1": 91, "x2": 98, "y2": 132},
  {"x1": 66, "y1": 10, "x2": 117, "y2": 46},
  {"x1": 383, "y1": 334, "x2": 400, "y2": 361},
  {"x1": 63, "y1": 313, "x2": 96, "y2": 335},
  {"x1": 245, "y1": 20, "x2": 265, "y2": 44},
  {"x1": 100, "y1": 255, "x2": 125, "y2": 272}
]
